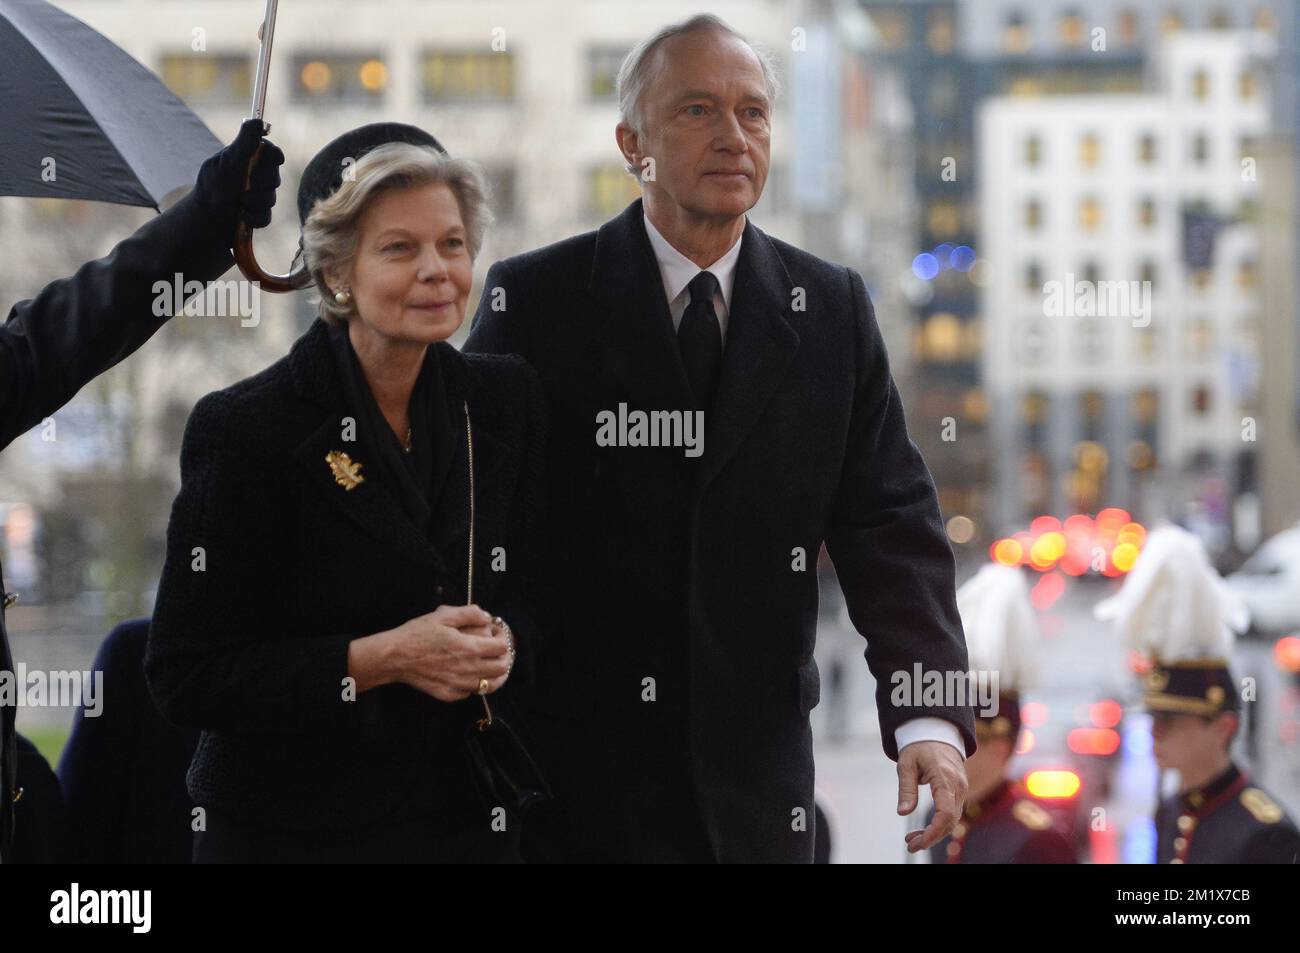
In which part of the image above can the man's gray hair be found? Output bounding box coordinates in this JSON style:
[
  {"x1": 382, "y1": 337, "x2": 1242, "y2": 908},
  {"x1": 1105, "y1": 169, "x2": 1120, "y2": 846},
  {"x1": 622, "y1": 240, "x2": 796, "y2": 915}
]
[
  {"x1": 615, "y1": 14, "x2": 780, "y2": 174},
  {"x1": 302, "y1": 142, "x2": 493, "y2": 326}
]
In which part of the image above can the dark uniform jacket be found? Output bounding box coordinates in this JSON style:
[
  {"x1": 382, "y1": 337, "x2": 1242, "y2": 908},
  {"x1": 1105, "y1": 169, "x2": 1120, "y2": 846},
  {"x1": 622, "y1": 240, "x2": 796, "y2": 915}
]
[
  {"x1": 144, "y1": 318, "x2": 545, "y2": 842},
  {"x1": 1, "y1": 191, "x2": 233, "y2": 862},
  {"x1": 466, "y1": 197, "x2": 976, "y2": 863},
  {"x1": 928, "y1": 779, "x2": 1077, "y2": 864},
  {"x1": 1155, "y1": 764, "x2": 1300, "y2": 864},
  {"x1": 58, "y1": 619, "x2": 199, "y2": 863}
]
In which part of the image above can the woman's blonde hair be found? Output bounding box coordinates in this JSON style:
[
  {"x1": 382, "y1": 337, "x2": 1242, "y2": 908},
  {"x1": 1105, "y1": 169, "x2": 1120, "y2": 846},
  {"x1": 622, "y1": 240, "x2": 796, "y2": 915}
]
[{"x1": 302, "y1": 142, "x2": 494, "y2": 325}]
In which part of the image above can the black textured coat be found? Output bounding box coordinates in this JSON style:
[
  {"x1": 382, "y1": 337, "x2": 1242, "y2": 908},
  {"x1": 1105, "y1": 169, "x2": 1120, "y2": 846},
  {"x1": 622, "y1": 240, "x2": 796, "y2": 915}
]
[
  {"x1": 145, "y1": 318, "x2": 545, "y2": 844},
  {"x1": 1, "y1": 192, "x2": 233, "y2": 862},
  {"x1": 466, "y1": 197, "x2": 976, "y2": 863},
  {"x1": 11, "y1": 735, "x2": 65, "y2": 863}
]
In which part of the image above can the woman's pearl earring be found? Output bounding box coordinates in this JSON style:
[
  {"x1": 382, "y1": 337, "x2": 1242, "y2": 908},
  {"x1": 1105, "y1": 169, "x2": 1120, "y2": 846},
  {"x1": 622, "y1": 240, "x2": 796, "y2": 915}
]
[{"x1": 334, "y1": 287, "x2": 351, "y2": 306}]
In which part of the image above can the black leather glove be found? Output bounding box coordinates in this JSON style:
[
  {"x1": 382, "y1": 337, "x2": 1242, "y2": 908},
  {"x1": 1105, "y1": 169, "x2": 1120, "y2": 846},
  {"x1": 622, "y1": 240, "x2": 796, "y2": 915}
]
[{"x1": 194, "y1": 117, "x2": 285, "y2": 237}]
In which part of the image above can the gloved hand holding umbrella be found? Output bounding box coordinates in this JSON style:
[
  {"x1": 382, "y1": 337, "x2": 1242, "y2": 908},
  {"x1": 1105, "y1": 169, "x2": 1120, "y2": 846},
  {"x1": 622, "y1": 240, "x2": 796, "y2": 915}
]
[{"x1": 194, "y1": 117, "x2": 286, "y2": 239}]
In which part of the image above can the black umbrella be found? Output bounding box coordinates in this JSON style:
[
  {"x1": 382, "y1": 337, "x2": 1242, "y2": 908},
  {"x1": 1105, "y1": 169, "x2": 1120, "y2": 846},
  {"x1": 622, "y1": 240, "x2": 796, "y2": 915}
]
[{"x1": 0, "y1": 0, "x2": 221, "y2": 208}]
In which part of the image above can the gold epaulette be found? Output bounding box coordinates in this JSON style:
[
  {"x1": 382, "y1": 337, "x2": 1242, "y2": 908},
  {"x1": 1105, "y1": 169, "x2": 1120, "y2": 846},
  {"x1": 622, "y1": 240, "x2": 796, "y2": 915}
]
[
  {"x1": 1012, "y1": 799, "x2": 1053, "y2": 831},
  {"x1": 1240, "y1": 788, "x2": 1285, "y2": 824}
]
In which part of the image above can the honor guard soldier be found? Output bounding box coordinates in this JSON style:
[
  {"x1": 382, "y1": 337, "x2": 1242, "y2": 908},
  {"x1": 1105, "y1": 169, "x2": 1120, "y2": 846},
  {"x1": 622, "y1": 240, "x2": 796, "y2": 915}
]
[
  {"x1": 929, "y1": 564, "x2": 1077, "y2": 864},
  {"x1": 1095, "y1": 524, "x2": 1300, "y2": 864}
]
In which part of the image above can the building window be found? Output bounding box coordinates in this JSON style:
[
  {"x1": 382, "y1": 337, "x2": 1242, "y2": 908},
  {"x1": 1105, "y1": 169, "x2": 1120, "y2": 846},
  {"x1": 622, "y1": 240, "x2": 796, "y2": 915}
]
[
  {"x1": 1129, "y1": 394, "x2": 1158, "y2": 467},
  {"x1": 1135, "y1": 326, "x2": 1159, "y2": 362},
  {"x1": 1207, "y1": 7, "x2": 1232, "y2": 30},
  {"x1": 922, "y1": 140, "x2": 965, "y2": 177},
  {"x1": 1191, "y1": 133, "x2": 1210, "y2": 164},
  {"x1": 1192, "y1": 385, "x2": 1213, "y2": 415},
  {"x1": 159, "y1": 53, "x2": 251, "y2": 107},
  {"x1": 1138, "y1": 197, "x2": 1157, "y2": 228},
  {"x1": 1024, "y1": 134, "x2": 1042, "y2": 166},
  {"x1": 587, "y1": 164, "x2": 641, "y2": 217},
  {"x1": 1191, "y1": 67, "x2": 1210, "y2": 101},
  {"x1": 1079, "y1": 196, "x2": 1102, "y2": 232},
  {"x1": 1078, "y1": 318, "x2": 1105, "y2": 362},
  {"x1": 1239, "y1": 70, "x2": 1257, "y2": 100},
  {"x1": 962, "y1": 319, "x2": 983, "y2": 362},
  {"x1": 1159, "y1": 10, "x2": 1183, "y2": 34},
  {"x1": 1079, "y1": 391, "x2": 1106, "y2": 438},
  {"x1": 1080, "y1": 132, "x2": 1101, "y2": 168},
  {"x1": 293, "y1": 54, "x2": 388, "y2": 104},
  {"x1": 926, "y1": 8, "x2": 955, "y2": 54},
  {"x1": 1190, "y1": 268, "x2": 1212, "y2": 292},
  {"x1": 1081, "y1": 260, "x2": 1100, "y2": 284},
  {"x1": 1024, "y1": 198, "x2": 1043, "y2": 230},
  {"x1": 1138, "y1": 132, "x2": 1157, "y2": 164},
  {"x1": 1237, "y1": 257, "x2": 1258, "y2": 290},
  {"x1": 1059, "y1": 9, "x2": 1085, "y2": 47},
  {"x1": 921, "y1": 313, "x2": 963, "y2": 363},
  {"x1": 1139, "y1": 259, "x2": 1158, "y2": 290},
  {"x1": 1003, "y1": 11, "x2": 1030, "y2": 53},
  {"x1": 1185, "y1": 319, "x2": 1213, "y2": 360},
  {"x1": 928, "y1": 73, "x2": 959, "y2": 115},
  {"x1": 1132, "y1": 389, "x2": 1159, "y2": 425},
  {"x1": 1237, "y1": 317, "x2": 1262, "y2": 403},
  {"x1": 927, "y1": 199, "x2": 961, "y2": 238},
  {"x1": 1019, "y1": 320, "x2": 1048, "y2": 363},
  {"x1": 1023, "y1": 392, "x2": 1048, "y2": 425},
  {"x1": 1116, "y1": 9, "x2": 1140, "y2": 46},
  {"x1": 1008, "y1": 77, "x2": 1045, "y2": 97},
  {"x1": 1024, "y1": 260, "x2": 1043, "y2": 293},
  {"x1": 587, "y1": 46, "x2": 629, "y2": 101},
  {"x1": 1253, "y1": 7, "x2": 1276, "y2": 33},
  {"x1": 421, "y1": 50, "x2": 515, "y2": 103},
  {"x1": 868, "y1": 10, "x2": 910, "y2": 51}
]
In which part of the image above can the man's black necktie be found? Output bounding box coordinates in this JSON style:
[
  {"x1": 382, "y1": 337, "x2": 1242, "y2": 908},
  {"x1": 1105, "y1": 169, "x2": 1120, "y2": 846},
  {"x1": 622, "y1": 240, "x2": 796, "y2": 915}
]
[{"x1": 678, "y1": 270, "x2": 723, "y2": 413}]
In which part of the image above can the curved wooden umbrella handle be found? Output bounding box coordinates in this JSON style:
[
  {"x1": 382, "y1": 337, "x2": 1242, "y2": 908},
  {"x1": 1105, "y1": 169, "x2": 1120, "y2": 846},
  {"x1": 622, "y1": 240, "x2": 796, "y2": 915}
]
[{"x1": 233, "y1": 140, "x2": 311, "y2": 293}]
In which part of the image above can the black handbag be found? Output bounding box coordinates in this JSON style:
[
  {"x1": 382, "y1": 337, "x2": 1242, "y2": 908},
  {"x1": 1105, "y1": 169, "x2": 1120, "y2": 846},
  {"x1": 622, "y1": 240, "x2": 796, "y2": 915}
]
[{"x1": 459, "y1": 401, "x2": 552, "y2": 817}]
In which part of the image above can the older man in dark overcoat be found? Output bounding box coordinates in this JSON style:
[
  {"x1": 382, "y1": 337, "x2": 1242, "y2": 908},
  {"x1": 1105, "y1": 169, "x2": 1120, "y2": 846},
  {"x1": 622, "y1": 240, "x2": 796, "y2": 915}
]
[{"x1": 467, "y1": 14, "x2": 975, "y2": 863}]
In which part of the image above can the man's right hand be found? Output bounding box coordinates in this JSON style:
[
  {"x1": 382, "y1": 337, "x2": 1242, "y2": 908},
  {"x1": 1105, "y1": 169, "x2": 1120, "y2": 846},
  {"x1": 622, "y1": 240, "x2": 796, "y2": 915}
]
[
  {"x1": 897, "y1": 740, "x2": 969, "y2": 853},
  {"x1": 193, "y1": 117, "x2": 285, "y2": 237}
]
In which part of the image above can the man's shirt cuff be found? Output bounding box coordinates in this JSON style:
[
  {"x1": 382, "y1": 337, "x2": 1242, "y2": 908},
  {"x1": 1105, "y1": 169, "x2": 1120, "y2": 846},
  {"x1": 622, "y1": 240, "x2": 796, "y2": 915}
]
[{"x1": 894, "y1": 717, "x2": 966, "y2": 759}]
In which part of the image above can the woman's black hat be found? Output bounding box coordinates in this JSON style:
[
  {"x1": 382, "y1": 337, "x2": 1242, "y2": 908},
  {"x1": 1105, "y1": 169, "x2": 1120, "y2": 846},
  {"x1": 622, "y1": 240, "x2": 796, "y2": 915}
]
[{"x1": 296, "y1": 122, "x2": 446, "y2": 224}]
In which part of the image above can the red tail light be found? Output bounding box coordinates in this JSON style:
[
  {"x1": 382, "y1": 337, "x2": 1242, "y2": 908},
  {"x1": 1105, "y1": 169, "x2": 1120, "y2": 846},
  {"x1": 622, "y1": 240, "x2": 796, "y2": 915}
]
[
  {"x1": 1025, "y1": 769, "x2": 1081, "y2": 799},
  {"x1": 1068, "y1": 727, "x2": 1121, "y2": 756},
  {"x1": 1274, "y1": 635, "x2": 1300, "y2": 674},
  {"x1": 1089, "y1": 699, "x2": 1123, "y2": 729}
]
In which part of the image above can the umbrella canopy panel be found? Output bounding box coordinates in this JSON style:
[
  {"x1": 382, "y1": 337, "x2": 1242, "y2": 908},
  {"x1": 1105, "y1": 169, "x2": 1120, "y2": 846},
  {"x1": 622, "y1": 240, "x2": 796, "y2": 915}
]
[{"x1": 0, "y1": 0, "x2": 222, "y2": 208}]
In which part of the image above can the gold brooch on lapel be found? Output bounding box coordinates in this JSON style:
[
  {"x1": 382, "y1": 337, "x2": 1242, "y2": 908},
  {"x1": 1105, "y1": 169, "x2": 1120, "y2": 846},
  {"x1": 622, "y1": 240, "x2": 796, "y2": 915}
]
[{"x1": 325, "y1": 450, "x2": 365, "y2": 491}]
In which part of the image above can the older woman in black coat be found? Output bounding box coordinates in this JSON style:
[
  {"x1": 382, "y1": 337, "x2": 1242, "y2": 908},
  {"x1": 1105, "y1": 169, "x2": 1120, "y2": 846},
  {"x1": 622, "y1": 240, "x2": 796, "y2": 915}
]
[{"x1": 145, "y1": 124, "x2": 545, "y2": 863}]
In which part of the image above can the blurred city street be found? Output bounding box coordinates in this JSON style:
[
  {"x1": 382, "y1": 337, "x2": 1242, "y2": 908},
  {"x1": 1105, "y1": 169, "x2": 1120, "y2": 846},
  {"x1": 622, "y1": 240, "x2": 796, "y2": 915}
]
[{"x1": 812, "y1": 567, "x2": 1300, "y2": 862}]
